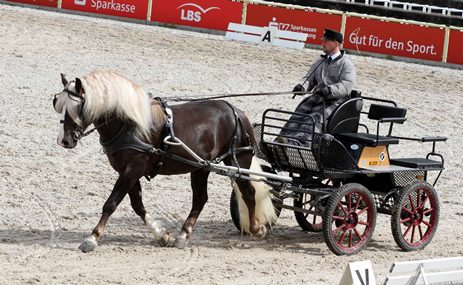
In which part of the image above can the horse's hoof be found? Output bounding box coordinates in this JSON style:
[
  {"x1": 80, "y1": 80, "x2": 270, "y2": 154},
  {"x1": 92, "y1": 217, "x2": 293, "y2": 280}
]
[
  {"x1": 173, "y1": 237, "x2": 188, "y2": 249},
  {"x1": 79, "y1": 236, "x2": 98, "y2": 253},
  {"x1": 254, "y1": 225, "x2": 268, "y2": 239},
  {"x1": 158, "y1": 229, "x2": 170, "y2": 247}
]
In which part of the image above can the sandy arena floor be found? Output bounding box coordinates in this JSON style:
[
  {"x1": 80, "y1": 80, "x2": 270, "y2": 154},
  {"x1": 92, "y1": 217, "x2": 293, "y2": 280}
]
[{"x1": 0, "y1": 4, "x2": 462, "y2": 284}]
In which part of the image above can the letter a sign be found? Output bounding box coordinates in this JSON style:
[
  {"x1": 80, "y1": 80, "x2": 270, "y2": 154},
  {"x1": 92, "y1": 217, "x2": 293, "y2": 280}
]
[
  {"x1": 260, "y1": 27, "x2": 276, "y2": 45},
  {"x1": 338, "y1": 260, "x2": 376, "y2": 285}
]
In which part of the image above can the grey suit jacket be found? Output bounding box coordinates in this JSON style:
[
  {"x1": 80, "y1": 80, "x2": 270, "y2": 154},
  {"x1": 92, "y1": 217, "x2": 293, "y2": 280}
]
[{"x1": 302, "y1": 51, "x2": 356, "y2": 100}]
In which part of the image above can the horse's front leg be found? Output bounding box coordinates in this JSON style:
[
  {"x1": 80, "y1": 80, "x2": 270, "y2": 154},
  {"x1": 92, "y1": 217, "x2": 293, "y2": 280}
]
[
  {"x1": 128, "y1": 180, "x2": 169, "y2": 247},
  {"x1": 173, "y1": 169, "x2": 209, "y2": 248},
  {"x1": 79, "y1": 175, "x2": 137, "y2": 253}
]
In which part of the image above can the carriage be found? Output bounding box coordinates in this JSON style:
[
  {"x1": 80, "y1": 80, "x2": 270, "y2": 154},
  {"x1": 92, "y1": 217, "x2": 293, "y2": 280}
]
[
  {"x1": 228, "y1": 91, "x2": 447, "y2": 255},
  {"x1": 54, "y1": 71, "x2": 446, "y2": 255}
]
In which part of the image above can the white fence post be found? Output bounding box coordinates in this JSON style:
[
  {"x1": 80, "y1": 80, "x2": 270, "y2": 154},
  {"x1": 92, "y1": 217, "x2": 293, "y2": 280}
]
[{"x1": 442, "y1": 26, "x2": 451, "y2": 63}]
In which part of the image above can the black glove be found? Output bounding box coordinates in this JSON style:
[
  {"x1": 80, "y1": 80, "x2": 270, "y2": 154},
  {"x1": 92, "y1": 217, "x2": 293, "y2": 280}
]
[
  {"x1": 292, "y1": 84, "x2": 305, "y2": 98},
  {"x1": 315, "y1": 86, "x2": 331, "y2": 99}
]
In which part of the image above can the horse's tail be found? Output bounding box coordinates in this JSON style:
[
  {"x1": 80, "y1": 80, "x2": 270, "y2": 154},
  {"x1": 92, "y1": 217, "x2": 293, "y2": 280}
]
[{"x1": 232, "y1": 156, "x2": 278, "y2": 233}]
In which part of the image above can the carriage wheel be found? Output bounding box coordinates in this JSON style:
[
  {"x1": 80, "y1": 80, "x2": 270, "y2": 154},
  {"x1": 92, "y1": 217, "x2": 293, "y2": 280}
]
[
  {"x1": 230, "y1": 190, "x2": 281, "y2": 233},
  {"x1": 294, "y1": 179, "x2": 339, "y2": 232},
  {"x1": 294, "y1": 193, "x2": 323, "y2": 232},
  {"x1": 322, "y1": 183, "x2": 376, "y2": 255},
  {"x1": 391, "y1": 180, "x2": 439, "y2": 251}
]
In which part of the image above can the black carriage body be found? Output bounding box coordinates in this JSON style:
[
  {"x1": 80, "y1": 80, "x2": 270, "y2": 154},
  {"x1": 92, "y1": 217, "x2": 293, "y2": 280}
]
[
  {"x1": 230, "y1": 92, "x2": 446, "y2": 255},
  {"x1": 258, "y1": 94, "x2": 445, "y2": 184}
]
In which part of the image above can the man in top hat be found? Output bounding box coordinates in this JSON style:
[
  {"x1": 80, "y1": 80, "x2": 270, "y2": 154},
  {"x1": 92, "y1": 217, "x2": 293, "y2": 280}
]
[{"x1": 277, "y1": 28, "x2": 357, "y2": 146}]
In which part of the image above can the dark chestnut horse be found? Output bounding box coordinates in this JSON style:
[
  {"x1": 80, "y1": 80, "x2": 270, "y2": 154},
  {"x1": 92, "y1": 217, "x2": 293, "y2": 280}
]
[{"x1": 53, "y1": 70, "x2": 277, "y2": 252}]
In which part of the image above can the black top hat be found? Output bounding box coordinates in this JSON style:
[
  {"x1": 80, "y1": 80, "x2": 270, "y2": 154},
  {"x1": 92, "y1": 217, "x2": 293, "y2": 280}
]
[{"x1": 323, "y1": 29, "x2": 343, "y2": 43}]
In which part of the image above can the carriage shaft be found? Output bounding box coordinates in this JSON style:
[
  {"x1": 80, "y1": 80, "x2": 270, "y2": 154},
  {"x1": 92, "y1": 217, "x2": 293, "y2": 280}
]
[{"x1": 209, "y1": 163, "x2": 293, "y2": 182}]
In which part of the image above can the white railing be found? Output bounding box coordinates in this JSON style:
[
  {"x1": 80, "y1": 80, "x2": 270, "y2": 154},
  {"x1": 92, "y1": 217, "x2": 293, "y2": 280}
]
[{"x1": 348, "y1": 0, "x2": 463, "y2": 17}]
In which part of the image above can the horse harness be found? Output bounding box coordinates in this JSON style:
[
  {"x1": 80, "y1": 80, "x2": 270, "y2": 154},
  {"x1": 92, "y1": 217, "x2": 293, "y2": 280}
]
[{"x1": 99, "y1": 97, "x2": 254, "y2": 181}]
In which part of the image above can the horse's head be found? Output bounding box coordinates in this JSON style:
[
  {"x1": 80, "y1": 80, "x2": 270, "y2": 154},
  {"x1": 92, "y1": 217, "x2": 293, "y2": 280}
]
[{"x1": 53, "y1": 74, "x2": 88, "y2": 148}]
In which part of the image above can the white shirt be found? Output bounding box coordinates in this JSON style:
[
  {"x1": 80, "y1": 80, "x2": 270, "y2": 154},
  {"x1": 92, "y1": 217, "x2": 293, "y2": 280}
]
[{"x1": 329, "y1": 51, "x2": 341, "y2": 61}]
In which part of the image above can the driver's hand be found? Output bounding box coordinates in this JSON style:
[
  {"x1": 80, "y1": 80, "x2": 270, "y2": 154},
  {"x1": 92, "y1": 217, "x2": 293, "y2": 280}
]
[
  {"x1": 315, "y1": 86, "x2": 331, "y2": 98},
  {"x1": 292, "y1": 84, "x2": 305, "y2": 98}
]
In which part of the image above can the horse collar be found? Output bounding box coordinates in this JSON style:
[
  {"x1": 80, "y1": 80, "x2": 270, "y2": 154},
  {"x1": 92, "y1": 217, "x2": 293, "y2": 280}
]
[{"x1": 99, "y1": 123, "x2": 156, "y2": 155}]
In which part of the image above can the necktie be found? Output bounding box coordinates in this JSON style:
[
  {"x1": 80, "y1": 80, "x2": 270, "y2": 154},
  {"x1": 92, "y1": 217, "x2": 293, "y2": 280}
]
[{"x1": 327, "y1": 57, "x2": 332, "y2": 64}]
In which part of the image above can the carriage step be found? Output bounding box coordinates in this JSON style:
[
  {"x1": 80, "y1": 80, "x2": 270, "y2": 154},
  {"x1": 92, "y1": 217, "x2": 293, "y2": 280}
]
[{"x1": 390, "y1": 158, "x2": 443, "y2": 170}]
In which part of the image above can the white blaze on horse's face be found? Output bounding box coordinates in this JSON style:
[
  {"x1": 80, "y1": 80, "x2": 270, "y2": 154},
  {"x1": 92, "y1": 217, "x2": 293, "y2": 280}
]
[{"x1": 53, "y1": 80, "x2": 84, "y2": 149}]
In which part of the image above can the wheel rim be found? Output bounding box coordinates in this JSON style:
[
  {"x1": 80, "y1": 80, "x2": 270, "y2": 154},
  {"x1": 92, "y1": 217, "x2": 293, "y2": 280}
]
[
  {"x1": 399, "y1": 186, "x2": 438, "y2": 247},
  {"x1": 330, "y1": 191, "x2": 375, "y2": 252}
]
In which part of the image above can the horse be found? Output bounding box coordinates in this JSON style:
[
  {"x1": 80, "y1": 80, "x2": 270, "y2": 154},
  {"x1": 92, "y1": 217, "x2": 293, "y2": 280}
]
[{"x1": 52, "y1": 70, "x2": 277, "y2": 252}]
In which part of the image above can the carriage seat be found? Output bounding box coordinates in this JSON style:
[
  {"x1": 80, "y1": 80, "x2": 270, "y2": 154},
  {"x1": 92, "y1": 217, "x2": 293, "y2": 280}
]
[
  {"x1": 389, "y1": 158, "x2": 444, "y2": 170},
  {"x1": 336, "y1": 133, "x2": 400, "y2": 145},
  {"x1": 326, "y1": 95, "x2": 363, "y2": 134},
  {"x1": 336, "y1": 103, "x2": 407, "y2": 146}
]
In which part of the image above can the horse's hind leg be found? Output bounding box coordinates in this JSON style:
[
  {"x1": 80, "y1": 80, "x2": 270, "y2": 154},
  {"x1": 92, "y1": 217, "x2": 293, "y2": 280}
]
[
  {"x1": 173, "y1": 169, "x2": 209, "y2": 248},
  {"x1": 128, "y1": 181, "x2": 169, "y2": 247},
  {"x1": 232, "y1": 179, "x2": 267, "y2": 238},
  {"x1": 227, "y1": 154, "x2": 276, "y2": 238}
]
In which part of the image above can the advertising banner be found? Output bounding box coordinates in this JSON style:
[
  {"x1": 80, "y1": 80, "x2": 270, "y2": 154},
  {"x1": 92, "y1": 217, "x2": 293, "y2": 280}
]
[
  {"x1": 6, "y1": 0, "x2": 57, "y2": 8},
  {"x1": 151, "y1": 0, "x2": 242, "y2": 31},
  {"x1": 61, "y1": 0, "x2": 148, "y2": 20},
  {"x1": 344, "y1": 16, "x2": 445, "y2": 62},
  {"x1": 245, "y1": 4, "x2": 342, "y2": 45},
  {"x1": 447, "y1": 29, "x2": 463, "y2": 65}
]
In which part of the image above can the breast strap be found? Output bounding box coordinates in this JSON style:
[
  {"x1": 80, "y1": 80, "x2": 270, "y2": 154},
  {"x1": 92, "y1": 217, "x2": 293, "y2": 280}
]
[{"x1": 100, "y1": 123, "x2": 156, "y2": 155}]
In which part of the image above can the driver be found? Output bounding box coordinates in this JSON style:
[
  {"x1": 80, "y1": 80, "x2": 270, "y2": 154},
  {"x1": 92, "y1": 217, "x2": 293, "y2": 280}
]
[{"x1": 278, "y1": 28, "x2": 357, "y2": 145}]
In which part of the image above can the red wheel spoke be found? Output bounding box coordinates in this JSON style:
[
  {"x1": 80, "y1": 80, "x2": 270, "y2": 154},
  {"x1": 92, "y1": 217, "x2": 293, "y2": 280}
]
[
  {"x1": 416, "y1": 189, "x2": 421, "y2": 209},
  {"x1": 349, "y1": 230, "x2": 353, "y2": 248},
  {"x1": 358, "y1": 220, "x2": 370, "y2": 226},
  {"x1": 357, "y1": 206, "x2": 369, "y2": 216},
  {"x1": 408, "y1": 194, "x2": 416, "y2": 211},
  {"x1": 333, "y1": 216, "x2": 345, "y2": 221},
  {"x1": 422, "y1": 220, "x2": 432, "y2": 227},
  {"x1": 354, "y1": 195, "x2": 363, "y2": 211},
  {"x1": 411, "y1": 225, "x2": 416, "y2": 243},
  {"x1": 403, "y1": 223, "x2": 412, "y2": 237},
  {"x1": 419, "y1": 194, "x2": 429, "y2": 209},
  {"x1": 332, "y1": 225, "x2": 345, "y2": 234},
  {"x1": 348, "y1": 193, "x2": 352, "y2": 211},
  {"x1": 338, "y1": 202, "x2": 348, "y2": 215},
  {"x1": 423, "y1": 208, "x2": 434, "y2": 215},
  {"x1": 338, "y1": 229, "x2": 347, "y2": 244},
  {"x1": 418, "y1": 224, "x2": 424, "y2": 240},
  {"x1": 401, "y1": 217, "x2": 412, "y2": 224},
  {"x1": 402, "y1": 207, "x2": 414, "y2": 215},
  {"x1": 354, "y1": 228, "x2": 362, "y2": 240}
]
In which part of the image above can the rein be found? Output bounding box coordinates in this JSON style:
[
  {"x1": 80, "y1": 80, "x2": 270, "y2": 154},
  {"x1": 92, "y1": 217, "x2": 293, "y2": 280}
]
[
  {"x1": 163, "y1": 90, "x2": 308, "y2": 102},
  {"x1": 71, "y1": 90, "x2": 310, "y2": 141}
]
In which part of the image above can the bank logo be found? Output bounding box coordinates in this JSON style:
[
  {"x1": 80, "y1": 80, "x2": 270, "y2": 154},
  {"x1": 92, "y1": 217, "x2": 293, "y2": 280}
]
[
  {"x1": 177, "y1": 3, "x2": 220, "y2": 23},
  {"x1": 75, "y1": 0, "x2": 86, "y2": 5}
]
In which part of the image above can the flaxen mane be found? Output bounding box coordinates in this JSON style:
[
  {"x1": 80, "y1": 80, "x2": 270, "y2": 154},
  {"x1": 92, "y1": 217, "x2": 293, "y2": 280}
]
[{"x1": 80, "y1": 70, "x2": 164, "y2": 139}]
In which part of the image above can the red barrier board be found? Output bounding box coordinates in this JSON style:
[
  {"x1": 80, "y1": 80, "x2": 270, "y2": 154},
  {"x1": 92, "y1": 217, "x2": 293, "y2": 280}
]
[
  {"x1": 151, "y1": 0, "x2": 242, "y2": 31},
  {"x1": 245, "y1": 4, "x2": 342, "y2": 45},
  {"x1": 344, "y1": 17, "x2": 445, "y2": 62},
  {"x1": 447, "y1": 29, "x2": 463, "y2": 65},
  {"x1": 6, "y1": 0, "x2": 57, "y2": 8},
  {"x1": 61, "y1": 0, "x2": 148, "y2": 20}
]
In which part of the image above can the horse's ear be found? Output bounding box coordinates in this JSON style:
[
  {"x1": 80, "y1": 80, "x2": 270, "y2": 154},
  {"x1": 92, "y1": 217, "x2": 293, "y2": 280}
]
[
  {"x1": 61, "y1": 73, "x2": 68, "y2": 87},
  {"x1": 75, "y1": 78, "x2": 84, "y2": 96}
]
